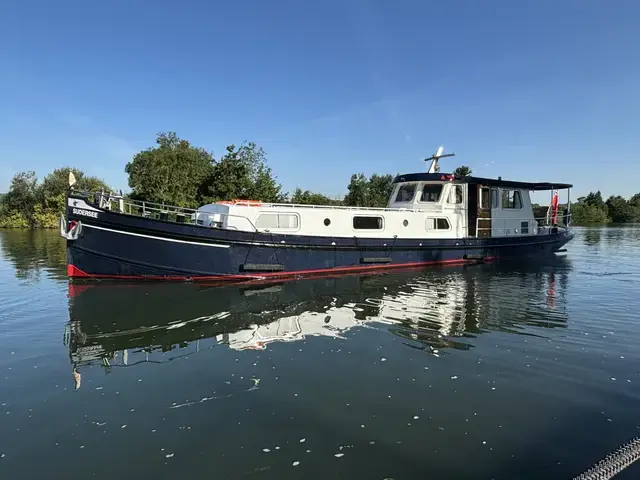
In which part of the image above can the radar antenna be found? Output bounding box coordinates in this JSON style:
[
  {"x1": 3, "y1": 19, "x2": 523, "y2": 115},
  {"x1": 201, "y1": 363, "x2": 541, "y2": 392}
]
[{"x1": 425, "y1": 146, "x2": 456, "y2": 173}]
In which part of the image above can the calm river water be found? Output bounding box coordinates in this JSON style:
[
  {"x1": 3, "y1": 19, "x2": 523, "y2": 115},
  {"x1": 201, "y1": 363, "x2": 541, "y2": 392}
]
[{"x1": 0, "y1": 227, "x2": 639, "y2": 479}]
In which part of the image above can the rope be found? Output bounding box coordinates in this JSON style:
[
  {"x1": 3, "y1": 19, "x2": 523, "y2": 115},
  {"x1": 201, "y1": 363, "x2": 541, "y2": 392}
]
[{"x1": 574, "y1": 437, "x2": 640, "y2": 479}]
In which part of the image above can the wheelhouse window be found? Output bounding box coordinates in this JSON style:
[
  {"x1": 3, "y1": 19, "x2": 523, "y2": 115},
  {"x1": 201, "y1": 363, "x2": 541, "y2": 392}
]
[
  {"x1": 426, "y1": 218, "x2": 451, "y2": 230},
  {"x1": 491, "y1": 188, "x2": 499, "y2": 208},
  {"x1": 394, "y1": 183, "x2": 417, "y2": 203},
  {"x1": 448, "y1": 184, "x2": 463, "y2": 204},
  {"x1": 256, "y1": 213, "x2": 300, "y2": 229},
  {"x1": 420, "y1": 184, "x2": 443, "y2": 202},
  {"x1": 480, "y1": 188, "x2": 491, "y2": 209},
  {"x1": 502, "y1": 189, "x2": 523, "y2": 209},
  {"x1": 353, "y1": 216, "x2": 383, "y2": 230}
]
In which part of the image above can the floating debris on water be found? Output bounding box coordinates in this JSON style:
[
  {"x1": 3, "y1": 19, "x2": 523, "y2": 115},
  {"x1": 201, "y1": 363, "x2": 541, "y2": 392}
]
[
  {"x1": 292, "y1": 461, "x2": 300, "y2": 467},
  {"x1": 334, "y1": 453, "x2": 344, "y2": 458}
]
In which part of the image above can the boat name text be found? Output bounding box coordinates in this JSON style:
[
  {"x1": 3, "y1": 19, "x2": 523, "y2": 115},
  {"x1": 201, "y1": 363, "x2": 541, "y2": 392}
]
[{"x1": 72, "y1": 208, "x2": 98, "y2": 218}]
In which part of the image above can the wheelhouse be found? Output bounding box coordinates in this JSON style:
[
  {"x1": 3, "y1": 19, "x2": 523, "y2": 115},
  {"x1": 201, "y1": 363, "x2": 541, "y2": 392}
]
[{"x1": 389, "y1": 172, "x2": 572, "y2": 238}]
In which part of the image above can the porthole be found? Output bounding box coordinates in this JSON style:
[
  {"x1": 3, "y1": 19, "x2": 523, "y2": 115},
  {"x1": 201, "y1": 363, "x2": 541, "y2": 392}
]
[
  {"x1": 324, "y1": 218, "x2": 331, "y2": 226},
  {"x1": 403, "y1": 219, "x2": 409, "y2": 227}
]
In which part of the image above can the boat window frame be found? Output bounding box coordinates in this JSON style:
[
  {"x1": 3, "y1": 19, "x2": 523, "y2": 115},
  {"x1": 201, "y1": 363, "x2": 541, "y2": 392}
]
[
  {"x1": 480, "y1": 187, "x2": 491, "y2": 209},
  {"x1": 418, "y1": 182, "x2": 444, "y2": 203},
  {"x1": 447, "y1": 184, "x2": 464, "y2": 205},
  {"x1": 491, "y1": 188, "x2": 499, "y2": 208},
  {"x1": 425, "y1": 217, "x2": 452, "y2": 231},
  {"x1": 501, "y1": 189, "x2": 523, "y2": 209},
  {"x1": 255, "y1": 212, "x2": 301, "y2": 230},
  {"x1": 352, "y1": 215, "x2": 385, "y2": 231},
  {"x1": 393, "y1": 182, "x2": 418, "y2": 203}
]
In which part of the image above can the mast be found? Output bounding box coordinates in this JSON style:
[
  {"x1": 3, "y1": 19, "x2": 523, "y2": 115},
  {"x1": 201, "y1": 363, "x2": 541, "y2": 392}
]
[{"x1": 425, "y1": 146, "x2": 456, "y2": 173}]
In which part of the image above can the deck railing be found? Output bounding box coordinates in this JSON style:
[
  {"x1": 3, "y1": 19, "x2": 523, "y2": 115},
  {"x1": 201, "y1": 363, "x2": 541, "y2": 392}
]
[
  {"x1": 82, "y1": 191, "x2": 260, "y2": 232},
  {"x1": 475, "y1": 213, "x2": 572, "y2": 237},
  {"x1": 75, "y1": 191, "x2": 572, "y2": 239}
]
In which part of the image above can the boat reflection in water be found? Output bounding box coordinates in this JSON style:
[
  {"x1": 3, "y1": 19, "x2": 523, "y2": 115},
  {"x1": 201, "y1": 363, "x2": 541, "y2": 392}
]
[{"x1": 63, "y1": 257, "x2": 570, "y2": 381}]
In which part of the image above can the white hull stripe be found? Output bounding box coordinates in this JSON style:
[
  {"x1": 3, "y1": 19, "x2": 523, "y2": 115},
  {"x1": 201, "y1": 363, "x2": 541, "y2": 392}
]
[{"x1": 82, "y1": 224, "x2": 230, "y2": 248}]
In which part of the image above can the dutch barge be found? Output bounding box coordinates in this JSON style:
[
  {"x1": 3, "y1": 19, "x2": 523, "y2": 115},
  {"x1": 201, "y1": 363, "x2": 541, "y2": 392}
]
[{"x1": 61, "y1": 147, "x2": 574, "y2": 281}]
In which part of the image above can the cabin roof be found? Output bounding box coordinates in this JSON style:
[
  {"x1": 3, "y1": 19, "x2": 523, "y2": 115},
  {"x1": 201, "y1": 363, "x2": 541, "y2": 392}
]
[{"x1": 392, "y1": 173, "x2": 572, "y2": 191}]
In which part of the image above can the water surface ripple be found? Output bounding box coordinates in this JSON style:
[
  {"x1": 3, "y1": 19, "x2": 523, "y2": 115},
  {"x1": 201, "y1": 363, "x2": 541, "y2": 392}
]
[{"x1": 1, "y1": 227, "x2": 639, "y2": 479}]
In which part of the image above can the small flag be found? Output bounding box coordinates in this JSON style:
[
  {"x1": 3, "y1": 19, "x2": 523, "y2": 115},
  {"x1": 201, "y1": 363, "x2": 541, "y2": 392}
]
[{"x1": 68, "y1": 171, "x2": 77, "y2": 187}]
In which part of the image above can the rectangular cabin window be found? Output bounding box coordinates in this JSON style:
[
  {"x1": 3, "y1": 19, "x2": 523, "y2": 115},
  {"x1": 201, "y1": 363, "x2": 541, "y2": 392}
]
[
  {"x1": 353, "y1": 216, "x2": 383, "y2": 230},
  {"x1": 448, "y1": 185, "x2": 463, "y2": 204},
  {"x1": 420, "y1": 184, "x2": 443, "y2": 202},
  {"x1": 394, "y1": 183, "x2": 417, "y2": 203},
  {"x1": 491, "y1": 188, "x2": 499, "y2": 208},
  {"x1": 521, "y1": 221, "x2": 529, "y2": 234},
  {"x1": 256, "y1": 213, "x2": 300, "y2": 229},
  {"x1": 480, "y1": 188, "x2": 491, "y2": 209},
  {"x1": 502, "y1": 190, "x2": 523, "y2": 209},
  {"x1": 426, "y1": 218, "x2": 451, "y2": 230}
]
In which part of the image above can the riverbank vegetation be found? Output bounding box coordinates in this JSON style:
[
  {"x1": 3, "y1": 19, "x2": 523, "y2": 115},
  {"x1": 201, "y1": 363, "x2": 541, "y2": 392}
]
[{"x1": 1, "y1": 132, "x2": 638, "y2": 227}]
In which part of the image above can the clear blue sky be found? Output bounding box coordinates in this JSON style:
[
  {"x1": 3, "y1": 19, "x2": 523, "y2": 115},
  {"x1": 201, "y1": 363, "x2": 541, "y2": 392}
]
[{"x1": 1, "y1": 0, "x2": 638, "y2": 200}]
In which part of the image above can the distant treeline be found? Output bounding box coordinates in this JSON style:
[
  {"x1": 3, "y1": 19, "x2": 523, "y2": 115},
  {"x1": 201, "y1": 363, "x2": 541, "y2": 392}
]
[
  {"x1": 570, "y1": 191, "x2": 640, "y2": 224},
  {"x1": 1, "y1": 132, "x2": 637, "y2": 228},
  {"x1": 0, "y1": 169, "x2": 111, "y2": 228}
]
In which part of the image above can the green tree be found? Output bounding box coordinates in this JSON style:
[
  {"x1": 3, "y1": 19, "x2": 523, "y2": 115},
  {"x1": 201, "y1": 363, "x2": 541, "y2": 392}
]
[
  {"x1": 1, "y1": 171, "x2": 39, "y2": 225},
  {"x1": 570, "y1": 191, "x2": 609, "y2": 224},
  {"x1": 344, "y1": 173, "x2": 370, "y2": 207},
  {"x1": 454, "y1": 166, "x2": 472, "y2": 176},
  {"x1": 289, "y1": 187, "x2": 340, "y2": 205},
  {"x1": 367, "y1": 173, "x2": 394, "y2": 208},
  {"x1": 570, "y1": 202, "x2": 609, "y2": 224},
  {"x1": 582, "y1": 191, "x2": 606, "y2": 209},
  {"x1": 344, "y1": 173, "x2": 394, "y2": 207},
  {"x1": 606, "y1": 195, "x2": 638, "y2": 223},
  {"x1": 40, "y1": 167, "x2": 111, "y2": 215},
  {"x1": 0, "y1": 168, "x2": 111, "y2": 228},
  {"x1": 125, "y1": 132, "x2": 215, "y2": 207},
  {"x1": 206, "y1": 142, "x2": 283, "y2": 203}
]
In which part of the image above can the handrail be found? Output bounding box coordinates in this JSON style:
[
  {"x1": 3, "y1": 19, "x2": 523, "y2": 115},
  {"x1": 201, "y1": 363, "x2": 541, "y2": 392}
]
[
  {"x1": 475, "y1": 214, "x2": 572, "y2": 237},
  {"x1": 74, "y1": 189, "x2": 445, "y2": 214},
  {"x1": 72, "y1": 191, "x2": 570, "y2": 239},
  {"x1": 75, "y1": 191, "x2": 260, "y2": 232}
]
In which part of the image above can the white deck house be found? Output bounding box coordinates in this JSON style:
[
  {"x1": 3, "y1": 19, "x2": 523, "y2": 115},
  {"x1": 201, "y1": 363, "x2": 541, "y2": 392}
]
[
  {"x1": 194, "y1": 177, "x2": 563, "y2": 240},
  {"x1": 190, "y1": 147, "x2": 570, "y2": 240}
]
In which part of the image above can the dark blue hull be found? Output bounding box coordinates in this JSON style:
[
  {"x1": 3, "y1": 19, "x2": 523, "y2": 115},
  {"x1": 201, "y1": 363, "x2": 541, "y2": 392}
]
[{"x1": 65, "y1": 196, "x2": 574, "y2": 281}]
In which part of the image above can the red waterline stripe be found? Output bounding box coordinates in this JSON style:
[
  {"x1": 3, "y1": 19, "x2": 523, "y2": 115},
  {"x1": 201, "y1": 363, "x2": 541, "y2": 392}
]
[
  {"x1": 67, "y1": 264, "x2": 448, "y2": 298},
  {"x1": 67, "y1": 257, "x2": 495, "y2": 282}
]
